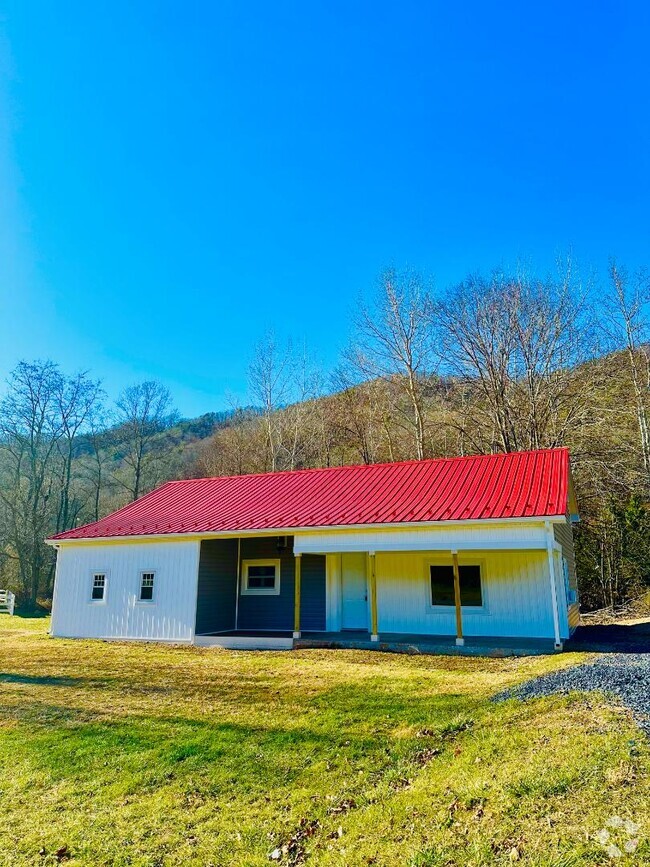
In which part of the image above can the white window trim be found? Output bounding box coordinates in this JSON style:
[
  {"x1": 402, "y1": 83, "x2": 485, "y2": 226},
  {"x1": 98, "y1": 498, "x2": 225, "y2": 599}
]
[
  {"x1": 136, "y1": 570, "x2": 156, "y2": 604},
  {"x1": 241, "y1": 559, "x2": 281, "y2": 596},
  {"x1": 425, "y1": 556, "x2": 488, "y2": 614},
  {"x1": 89, "y1": 571, "x2": 107, "y2": 604}
]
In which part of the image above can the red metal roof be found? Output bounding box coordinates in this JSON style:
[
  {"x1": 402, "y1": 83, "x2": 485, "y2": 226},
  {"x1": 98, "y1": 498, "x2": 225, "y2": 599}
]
[{"x1": 51, "y1": 448, "x2": 571, "y2": 541}]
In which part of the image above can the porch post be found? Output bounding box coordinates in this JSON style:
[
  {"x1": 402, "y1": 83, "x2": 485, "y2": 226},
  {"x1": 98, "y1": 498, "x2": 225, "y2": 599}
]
[
  {"x1": 369, "y1": 551, "x2": 379, "y2": 641},
  {"x1": 293, "y1": 553, "x2": 302, "y2": 639},
  {"x1": 451, "y1": 550, "x2": 464, "y2": 646}
]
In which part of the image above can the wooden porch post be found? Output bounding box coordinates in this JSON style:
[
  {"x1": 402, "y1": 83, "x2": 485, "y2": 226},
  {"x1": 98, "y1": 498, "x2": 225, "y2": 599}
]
[
  {"x1": 293, "y1": 553, "x2": 302, "y2": 639},
  {"x1": 452, "y1": 550, "x2": 464, "y2": 646},
  {"x1": 369, "y1": 551, "x2": 379, "y2": 642}
]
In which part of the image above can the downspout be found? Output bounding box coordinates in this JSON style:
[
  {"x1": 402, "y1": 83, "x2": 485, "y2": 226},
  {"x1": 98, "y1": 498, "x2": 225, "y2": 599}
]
[{"x1": 545, "y1": 521, "x2": 562, "y2": 650}]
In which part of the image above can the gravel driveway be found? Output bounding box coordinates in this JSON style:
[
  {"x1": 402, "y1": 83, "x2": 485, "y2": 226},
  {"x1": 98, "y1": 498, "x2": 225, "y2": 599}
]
[{"x1": 497, "y1": 653, "x2": 650, "y2": 736}]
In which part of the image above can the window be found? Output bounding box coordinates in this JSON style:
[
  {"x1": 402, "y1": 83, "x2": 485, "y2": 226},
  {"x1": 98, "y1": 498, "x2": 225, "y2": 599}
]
[
  {"x1": 91, "y1": 573, "x2": 106, "y2": 602},
  {"x1": 139, "y1": 571, "x2": 155, "y2": 601},
  {"x1": 430, "y1": 564, "x2": 483, "y2": 607},
  {"x1": 241, "y1": 559, "x2": 281, "y2": 595}
]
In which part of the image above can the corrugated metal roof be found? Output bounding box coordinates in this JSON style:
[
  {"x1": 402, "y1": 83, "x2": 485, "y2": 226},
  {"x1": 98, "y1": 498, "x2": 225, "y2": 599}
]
[{"x1": 51, "y1": 448, "x2": 571, "y2": 541}]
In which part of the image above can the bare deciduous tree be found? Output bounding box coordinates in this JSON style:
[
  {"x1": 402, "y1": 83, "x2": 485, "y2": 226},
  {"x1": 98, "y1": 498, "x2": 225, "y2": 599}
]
[
  {"x1": 55, "y1": 372, "x2": 103, "y2": 533},
  {"x1": 602, "y1": 262, "x2": 650, "y2": 479},
  {"x1": 347, "y1": 269, "x2": 435, "y2": 460},
  {"x1": 82, "y1": 410, "x2": 115, "y2": 522},
  {"x1": 114, "y1": 381, "x2": 178, "y2": 501},
  {"x1": 435, "y1": 266, "x2": 595, "y2": 453},
  {"x1": 0, "y1": 361, "x2": 65, "y2": 606},
  {"x1": 248, "y1": 333, "x2": 321, "y2": 472},
  {"x1": 248, "y1": 333, "x2": 293, "y2": 472}
]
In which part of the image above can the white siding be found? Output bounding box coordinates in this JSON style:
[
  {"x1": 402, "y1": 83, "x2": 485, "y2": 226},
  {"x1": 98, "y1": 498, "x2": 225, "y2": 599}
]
[
  {"x1": 325, "y1": 549, "x2": 556, "y2": 639},
  {"x1": 50, "y1": 541, "x2": 201, "y2": 642},
  {"x1": 295, "y1": 521, "x2": 548, "y2": 554}
]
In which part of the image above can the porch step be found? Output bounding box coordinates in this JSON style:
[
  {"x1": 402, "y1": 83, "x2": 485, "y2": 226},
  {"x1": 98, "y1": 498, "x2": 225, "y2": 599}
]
[{"x1": 194, "y1": 634, "x2": 293, "y2": 650}]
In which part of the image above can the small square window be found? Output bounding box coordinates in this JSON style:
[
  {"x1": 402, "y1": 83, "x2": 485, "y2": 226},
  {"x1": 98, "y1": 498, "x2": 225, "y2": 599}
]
[
  {"x1": 91, "y1": 573, "x2": 106, "y2": 601},
  {"x1": 241, "y1": 560, "x2": 280, "y2": 595},
  {"x1": 430, "y1": 564, "x2": 483, "y2": 607},
  {"x1": 140, "y1": 572, "x2": 155, "y2": 601}
]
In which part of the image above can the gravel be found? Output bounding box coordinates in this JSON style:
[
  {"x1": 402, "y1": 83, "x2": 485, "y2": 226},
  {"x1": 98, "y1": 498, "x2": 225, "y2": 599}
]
[{"x1": 496, "y1": 653, "x2": 650, "y2": 736}]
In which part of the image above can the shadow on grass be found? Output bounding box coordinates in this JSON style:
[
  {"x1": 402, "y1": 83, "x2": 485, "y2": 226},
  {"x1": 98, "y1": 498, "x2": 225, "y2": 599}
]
[
  {"x1": 0, "y1": 673, "x2": 80, "y2": 687},
  {"x1": 8, "y1": 607, "x2": 50, "y2": 620},
  {"x1": 0, "y1": 676, "x2": 490, "y2": 794},
  {"x1": 0, "y1": 671, "x2": 171, "y2": 692},
  {"x1": 0, "y1": 700, "x2": 385, "y2": 797}
]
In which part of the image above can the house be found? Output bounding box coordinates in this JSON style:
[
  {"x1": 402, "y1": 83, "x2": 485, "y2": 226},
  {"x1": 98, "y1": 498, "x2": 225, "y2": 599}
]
[{"x1": 47, "y1": 448, "x2": 580, "y2": 655}]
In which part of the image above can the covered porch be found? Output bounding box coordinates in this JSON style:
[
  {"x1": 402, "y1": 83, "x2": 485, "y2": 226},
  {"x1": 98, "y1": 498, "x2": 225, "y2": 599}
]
[
  {"x1": 193, "y1": 535, "x2": 327, "y2": 645},
  {"x1": 192, "y1": 520, "x2": 569, "y2": 653}
]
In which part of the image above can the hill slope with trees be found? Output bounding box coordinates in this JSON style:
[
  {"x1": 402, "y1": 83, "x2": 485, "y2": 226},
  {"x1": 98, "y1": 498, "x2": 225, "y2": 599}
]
[{"x1": 2, "y1": 261, "x2": 650, "y2": 613}]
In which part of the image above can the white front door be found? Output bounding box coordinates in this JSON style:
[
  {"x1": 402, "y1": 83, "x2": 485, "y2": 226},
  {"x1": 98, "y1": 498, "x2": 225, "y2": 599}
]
[{"x1": 341, "y1": 552, "x2": 368, "y2": 630}]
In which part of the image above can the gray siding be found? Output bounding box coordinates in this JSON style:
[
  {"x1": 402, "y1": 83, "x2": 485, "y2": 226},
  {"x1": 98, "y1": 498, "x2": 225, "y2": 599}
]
[
  {"x1": 195, "y1": 539, "x2": 238, "y2": 634},
  {"x1": 195, "y1": 536, "x2": 326, "y2": 634},
  {"x1": 300, "y1": 554, "x2": 326, "y2": 631},
  {"x1": 238, "y1": 537, "x2": 295, "y2": 630}
]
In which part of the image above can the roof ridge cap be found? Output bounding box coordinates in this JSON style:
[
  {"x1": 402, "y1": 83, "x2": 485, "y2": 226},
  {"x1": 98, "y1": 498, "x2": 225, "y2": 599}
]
[{"x1": 163, "y1": 448, "x2": 569, "y2": 485}]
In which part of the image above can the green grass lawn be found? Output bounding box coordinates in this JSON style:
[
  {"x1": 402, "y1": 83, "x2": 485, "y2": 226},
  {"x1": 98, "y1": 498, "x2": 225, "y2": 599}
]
[{"x1": 0, "y1": 616, "x2": 648, "y2": 867}]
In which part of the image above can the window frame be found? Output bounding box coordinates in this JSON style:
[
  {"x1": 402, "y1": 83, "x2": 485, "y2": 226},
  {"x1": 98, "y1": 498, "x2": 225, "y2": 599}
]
[
  {"x1": 90, "y1": 571, "x2": 107, "y2": 604},
  {"x1": 137, "y1": 570, "x2": 156, "y2": 604},
  {"x1": 425, "y1": 557, "x2": 487, "y2": 613},
  {"x1": 240, "y1": 559, "x2": 282, "y2": 596}
]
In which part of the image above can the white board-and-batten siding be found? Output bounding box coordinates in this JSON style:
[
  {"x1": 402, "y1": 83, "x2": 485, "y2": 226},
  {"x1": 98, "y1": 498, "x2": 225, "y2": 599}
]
[
  {"x1": 318, "y1": 518, "x2": 572, "y2": 639},
  {"x1": 50, "y1": 541, "x2": 200, "y2": 641},
  {"x1": 372, "y1": 549, "x2": 556, "y2": 638}
]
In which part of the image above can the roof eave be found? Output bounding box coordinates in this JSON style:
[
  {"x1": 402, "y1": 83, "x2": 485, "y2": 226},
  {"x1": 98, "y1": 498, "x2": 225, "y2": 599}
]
[{"x1": 46, "y1": 514, "x2": 569, "y2": 546}]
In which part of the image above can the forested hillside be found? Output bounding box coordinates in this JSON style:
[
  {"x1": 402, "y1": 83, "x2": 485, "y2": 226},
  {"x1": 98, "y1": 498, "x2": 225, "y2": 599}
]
[{"x1": 2, "y1": 263, "x2": 650, "y2": 613}]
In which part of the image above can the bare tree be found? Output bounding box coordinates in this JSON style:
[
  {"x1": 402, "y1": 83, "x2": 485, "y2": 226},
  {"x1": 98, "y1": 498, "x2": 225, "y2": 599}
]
[
  {"x1": 282, "y1": 345, "x2": 322, "y2": 470},
  {"x1": 114, "y1": 381, "x2": 178, "y2": 501},
  {"x1": 248, "y1": 333, "x2": 294, "y2": 472},
  {"x1": 330, "y1": 364, "x2": 396, "y2": 464},
  {"x1": 602, "y1": 262, "x2": 650, "y2": 479},
  {"x1": 55, "y1": 371, "x2": 103, "y2": 533},
  {"x1": 81, "y1": 409, "x2": 115, "y2": 522},
  {"x1": 434, "y1": 266, "x2": 594, "y2": 453},
  {"x1": 0, "y1": 361, "x2": 65, "y2": 607},
  {"x1": 347, "y1": 269, "x2": 434, "y2": 460}
]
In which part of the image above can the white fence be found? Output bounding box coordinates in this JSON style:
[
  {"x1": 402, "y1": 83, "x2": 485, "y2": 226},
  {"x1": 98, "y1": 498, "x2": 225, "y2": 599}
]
[{"x1": 0, "y1": 590, "x2": 15, "y2": 615}]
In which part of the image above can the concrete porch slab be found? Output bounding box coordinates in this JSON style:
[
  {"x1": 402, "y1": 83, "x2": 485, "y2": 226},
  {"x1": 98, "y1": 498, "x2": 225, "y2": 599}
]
[
  {"x1": 194, "y1": 631, "x2": 293, "y2": 650},
  {"x1": 295, "y1": 632, "x2": 559, "y2": 657}
]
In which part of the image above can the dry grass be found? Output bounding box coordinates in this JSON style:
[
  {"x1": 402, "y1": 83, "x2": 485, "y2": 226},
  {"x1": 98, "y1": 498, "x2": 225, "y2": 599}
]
[{"x1": 0, "y1": 615, "x2": 648, "y2": 866}]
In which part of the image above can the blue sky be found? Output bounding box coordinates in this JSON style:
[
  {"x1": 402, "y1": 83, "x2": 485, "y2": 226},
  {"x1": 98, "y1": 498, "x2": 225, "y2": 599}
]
[{"x1": 1, "y1": 1, "x2": 649, "y2": 417}]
